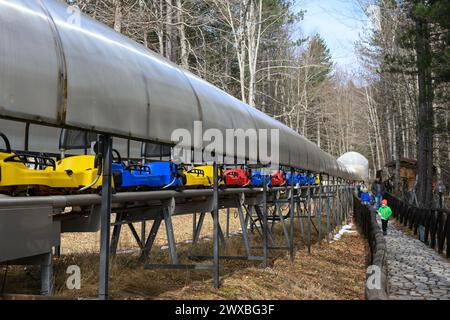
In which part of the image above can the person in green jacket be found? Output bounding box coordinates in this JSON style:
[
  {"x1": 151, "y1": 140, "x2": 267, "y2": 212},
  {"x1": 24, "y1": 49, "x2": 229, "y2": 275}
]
[{"x1": 378, "y1": 199, "x2": 393, "y2": 235}]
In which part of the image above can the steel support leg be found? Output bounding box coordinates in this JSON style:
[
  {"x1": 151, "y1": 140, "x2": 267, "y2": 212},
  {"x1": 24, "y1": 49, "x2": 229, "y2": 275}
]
[
  {"x1": 193, "y1": 212, "x2": 206, "y2": 244},
  {"x1": 289, "y1": 168, "x2": 295, "y2": 261},
  {"x1": 318, "y1": 176, "x2": 323, "y2": 245},
  {"x1": 247, "y1": 206, "x2": 255, "y2": 233},
  {"x1": 270, "y1": 206, "x2": 277, "y2": 232},
  {"x1": 245, "y1": 205, "x2": 262, "y2": 238},
  {"x1": 226, "y1": 208, "x2": 230, "y2": 238},
  {"x1": 193, "y1": 212, "x2": 197, "y2": 242},
  {"x1": 262, "y1": 171, "x2": 268, "y2": 268},
  {"x1": 210, "y1": 212, "x2": 226, "y2": 245},
  {"x1": 99, "y1": 135, "x2": 112, "y2": 300},
  {"x1": 212, "y1": 162, "x2": 220, "y2": 289},
  {"x1": 40, "y1": 252, "x2": 53, "y2": 296},
  {"x1": 326, "y1": 177, "x2": 331, "y2": 241},
  {"x1": 54, "y1": 246, "x2": 61, "y2": 258},
  {"x1": 337, "y1": 183, "x2": 341, "y2": 225},
  {"x1": 332, "y1": 177, "x2": 337, "y2": 230},
  {"x1": 127, "y1": 223, "x2": 144, "y2": 249},
  {"x1": 338, "y1": 179, "x2": 343, "y2": 226},
  {"x1": 139, "y1": 215, "x2": 163, "y2": 262},
  {"x1": 254, "y1": 204, "x2": 275, "y2": 245},
  {"x1": 141, "y1": 221, "x2": 146, "y2": 247},
  {"x1": 163, "y1": 208, "x2": 178, "y2": 264},
  {"x1": 343, "y1": 182, "x2": 347, "y2": 223},
  {"x1": 110, "y1": 213, "x2": 123, "y2": 257},
  {"x1": 237, "y1": 204, "x2": 252, "y2": 257},
  {"x1": 307, "y1": 173, "x2": 312, "y2": 254},
  {"x1": 276, "y1": 202, "x2": 291, "y2": 252},
  {"x1": 297, "y1": 198, "x2": 306, "y2": 241}
]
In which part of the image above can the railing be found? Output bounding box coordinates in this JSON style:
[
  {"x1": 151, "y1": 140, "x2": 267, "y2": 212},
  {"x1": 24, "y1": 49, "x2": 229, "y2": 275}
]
[
  {"x1": 384, "y1": 193, "x2": 450, "y2": 258},
  {"x1": 353, "y1": 196, "x2": 388, "y2": 300}
]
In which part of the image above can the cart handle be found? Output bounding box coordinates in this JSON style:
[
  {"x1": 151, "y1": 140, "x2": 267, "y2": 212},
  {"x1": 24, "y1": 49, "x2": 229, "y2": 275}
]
[
  {"x1": 3, "y1": 153, "x2": 56, "y2": 171},
  {"x1": 0, "y1": 132, "x2": 11, "y2": 153}
]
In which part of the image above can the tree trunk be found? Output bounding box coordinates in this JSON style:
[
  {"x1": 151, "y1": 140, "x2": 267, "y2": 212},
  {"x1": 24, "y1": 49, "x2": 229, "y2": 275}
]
[
  {"x1": 246, "y1": 0, "x2": 262, "y2": 107},
  {"x1": 158, "y1": 0, "x2": 165, "y2": 55},
  {"x1": 394, "y1": 110, "x2": 402, "y2": 194},
  {"x1": 415, "y1": 18, "x2": 434, "y2": 208},
  {"x1": 165, "y1": 0, "x2": 178, "y2": 62},
  {"x1": 176, "y1": 0, "x2": 189, "y2": 69},
  {"x1": 113, "y1": 0, "x2": 122, "y2": 33}
]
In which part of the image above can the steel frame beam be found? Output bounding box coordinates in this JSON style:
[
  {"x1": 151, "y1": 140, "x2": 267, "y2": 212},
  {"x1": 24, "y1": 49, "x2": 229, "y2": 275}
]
[{"x1": 0, "y1": 155, "x2": 351, "y2": 297}]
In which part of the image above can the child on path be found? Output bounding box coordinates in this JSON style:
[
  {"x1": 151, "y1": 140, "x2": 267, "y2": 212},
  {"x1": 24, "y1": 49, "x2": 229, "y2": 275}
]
[
  {"x1": 377, "y1": 199, "x2": 393, "y2": 235},
  {"x1": 372, "y1": 178, "x2": 384, "y2": 209}
]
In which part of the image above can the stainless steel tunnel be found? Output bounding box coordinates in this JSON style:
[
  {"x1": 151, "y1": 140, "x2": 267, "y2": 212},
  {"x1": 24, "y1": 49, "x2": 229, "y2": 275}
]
[{"x1": 0, "y1": 0, "x2": 361, "y2": 179}]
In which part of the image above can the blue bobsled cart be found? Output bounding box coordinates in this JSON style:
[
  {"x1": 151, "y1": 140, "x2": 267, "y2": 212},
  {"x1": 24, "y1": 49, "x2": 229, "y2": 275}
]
[
  {"x1": 299, "y1": 173, "x2": 308, "y2": 186},
  {"x1": 251, "y1": 170, "x2": 271, "y2": 187},
  {"x1": 286, "y1": 172, "x2": 300, "y2": 185},
  {"x1": 285, "y1": 173, "x2": 311, "y2": 185},
  {"x1": 111, "y1": 150, "x2": 184, "y2": 189},
  {"x1": 144, "y1": 161, "x2": 185, "y2": 188},
  {"x1": 285, "y1": 173, "x2": 314, "y2": 186},
  {"x1": 299, "y1": 173, "x2": 317, "y2": 186}
]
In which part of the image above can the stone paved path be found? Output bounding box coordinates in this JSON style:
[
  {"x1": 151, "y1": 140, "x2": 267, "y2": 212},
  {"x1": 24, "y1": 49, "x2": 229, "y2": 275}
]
[{"x1": 381, "y1": 218, "x2": 450, "y2": 300}]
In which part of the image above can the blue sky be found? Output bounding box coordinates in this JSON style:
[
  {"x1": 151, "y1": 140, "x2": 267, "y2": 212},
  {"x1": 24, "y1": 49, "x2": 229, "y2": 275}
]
[{"x1": 296, "y1": 0, "x2": 368, "y2": 73}]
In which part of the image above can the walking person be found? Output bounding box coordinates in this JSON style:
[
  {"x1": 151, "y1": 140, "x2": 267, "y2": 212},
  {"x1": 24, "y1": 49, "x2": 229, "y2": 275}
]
[
  {"x1": 360, "y1": 187, "x2": 371, "y2": 205},
  {"x1": 372, "y1": 178, "x2": 384, "y2": 209},
  {"x1": 378, "y1": 199, "x2": 393, "y2": 236},
  {"x1": 356, "y1": 181, "x2": 363, "y2": 198}
]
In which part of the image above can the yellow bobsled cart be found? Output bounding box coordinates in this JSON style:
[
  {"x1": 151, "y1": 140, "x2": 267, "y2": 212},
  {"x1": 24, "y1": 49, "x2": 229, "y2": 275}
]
[
  {"x1": 48, "y1": 155, "x2": 104, "y2": 191},
  {"x1": 0, "y1": 154, "x2": 103, "y2": 194},
  {"x1": 315, "y1": 174, "x2": 321, "y2": 185},
  {"x1": 0, "y1": 132, "x2": 103, "y2": 195},
  {"x1": 183, "y1": 165, "x2": 223, "y2": 188},
  {"x1": 0, "y1": 132, "x2": 54, "y2": 194}
]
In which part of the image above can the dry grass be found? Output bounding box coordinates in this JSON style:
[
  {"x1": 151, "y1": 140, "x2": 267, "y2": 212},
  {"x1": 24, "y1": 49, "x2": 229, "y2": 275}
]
[
  {"x1": 155, "y1": 231, "x2": 366, "y2": 300},
  {"x1": 2, "y1": 211, "x2": 366, "y2": 300}
]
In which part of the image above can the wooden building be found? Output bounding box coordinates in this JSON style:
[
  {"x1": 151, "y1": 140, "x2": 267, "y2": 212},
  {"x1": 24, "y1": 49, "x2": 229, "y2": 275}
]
[{"x1": 385, "y1": 158, "x2": 437, "y2": 191}]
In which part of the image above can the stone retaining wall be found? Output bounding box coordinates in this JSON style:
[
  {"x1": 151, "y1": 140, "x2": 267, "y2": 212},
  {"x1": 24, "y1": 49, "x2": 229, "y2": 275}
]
[{"x1": 353, "y1": 196, "x2": 389, "y2": 300}]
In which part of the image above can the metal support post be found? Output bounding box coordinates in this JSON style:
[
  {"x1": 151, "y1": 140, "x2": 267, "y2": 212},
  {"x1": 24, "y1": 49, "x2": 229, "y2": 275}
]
[
  {"x1": 297, "y1": 197, "x2": 305, "y2": 241},
  {"x1": 99, "y1": 135, "x2": 112, "y2": 300},
  {"x1": 307, "y1": 172, "x2": 312, "y2": 254},
  {"x1": 289, "y1": 168, "x2": 295, "y2": 261},
  {"x1": 127, "y1": 223, "x2": 144, "y2": 249},
  {"x1": 163, "y1": 205, "x2": 178, "y2": 264},
  {"x1": 262, "y1": 170, "x2": 268, "y2": 268},
  {"x1": 210, "y1": 212, "x2": 227, "y2": 245},
  {"x1": 193, "y1": 212, "x2": 197, "y2": 242},
  {"x1": 226, "y1": 208, "x2": 230, "y2": 238},
  {"x1": 193, "y1": 212, "x2": 206, "y2": 244},
  {"x1": 139, "y1": 215, "x2": 163, "y2": 262},
  {"x1": 141, "y1": 221, "x2": 146, "y2": 247},
  {"x1": 332, "y1": 177, "x2": 337, "y2": 230},
  {"x1": 318, "y1": 174, "x2": 323, "y2": 244},
  {"x1": 326, "y1": 175, "x2": 331, "y2": 241},
  {"x1": 40, "y1": 252, "x2": 53, "y2": 296},
  {"x1": 338, "y1": 178, "x2": 342, "y2": 226},
  {"x1": 237, "y1": 202, "x2": 252, "y2": 257},
  {"x1": 212, "y1": 162, "x2": 220, "y2": 289},
  {"x1": 110, "y1": 213, "x2": 123, "y2": 257},
  {"x1": 275, "y1": 198, "x2": 290, "y2": 252}
]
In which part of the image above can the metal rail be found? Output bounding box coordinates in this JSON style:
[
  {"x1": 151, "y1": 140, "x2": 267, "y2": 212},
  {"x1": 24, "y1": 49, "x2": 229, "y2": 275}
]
[
  {"x1": 0, "y1": 185, "x2": 346, "y2": 209},
  {"x1": 0, "y1": 135, "x2": 353, "y2": 299}
]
